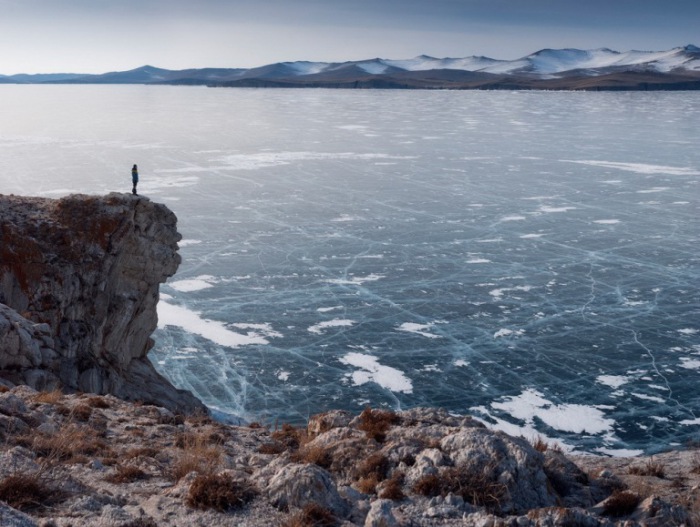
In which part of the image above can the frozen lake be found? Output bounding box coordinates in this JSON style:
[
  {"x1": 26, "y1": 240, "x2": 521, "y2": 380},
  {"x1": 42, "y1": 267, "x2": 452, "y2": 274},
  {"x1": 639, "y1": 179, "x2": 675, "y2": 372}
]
[{"x1": 0, "y1": 85, "x2": 698, "y2": 455}]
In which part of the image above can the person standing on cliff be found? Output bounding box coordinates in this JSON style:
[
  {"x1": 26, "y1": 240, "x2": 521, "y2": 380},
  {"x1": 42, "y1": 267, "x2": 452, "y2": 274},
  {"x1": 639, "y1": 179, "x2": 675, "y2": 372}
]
[{"x1": 131, "y1": 164, "x2": 139, "y2": 195}]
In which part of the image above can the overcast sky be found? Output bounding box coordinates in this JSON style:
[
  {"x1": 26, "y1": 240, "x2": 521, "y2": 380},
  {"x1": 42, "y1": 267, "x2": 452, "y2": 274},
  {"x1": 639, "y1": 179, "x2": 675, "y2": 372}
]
[{"x1": 1, "y1": 0, "x2": 698, "y2": 74}]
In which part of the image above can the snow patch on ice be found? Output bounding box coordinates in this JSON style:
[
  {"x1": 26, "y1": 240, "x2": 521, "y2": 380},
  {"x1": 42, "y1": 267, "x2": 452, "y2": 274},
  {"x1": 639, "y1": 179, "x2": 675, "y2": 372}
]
[
  {"x1": 308, "y1": 319, "x2": 356, "y2": 335},
  {"x1": 593, "y1": 219, "x2": 621, "y2": 225},
  {"x1": 157, "y1": 301, "x2": 271, "y2": 348},
  {"x1": 490, "y1": 388, "x2": 615, "y2": 435},
  {"x1": 340, "y1": 352, "x2": 413, "y2": 393},
  {"x1": 596, "y1": 375, "x2": 631, "y2": 389},
  {"x1": 169, "y1": 275, "x2": 217, "y2": 292}
]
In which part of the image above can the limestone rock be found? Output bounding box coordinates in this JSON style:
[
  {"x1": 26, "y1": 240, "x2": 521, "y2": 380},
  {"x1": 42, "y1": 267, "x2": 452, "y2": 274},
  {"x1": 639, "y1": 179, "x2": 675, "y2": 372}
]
[
  {"x1": 364, "y1": 499, "x2": 398, "y2": 527},
  {"x1": 0, "y1": 193, "x2": 203, "y2": 414},
  {"x1": 265, "y1": 463, "x2": 348, "y2": 517}
]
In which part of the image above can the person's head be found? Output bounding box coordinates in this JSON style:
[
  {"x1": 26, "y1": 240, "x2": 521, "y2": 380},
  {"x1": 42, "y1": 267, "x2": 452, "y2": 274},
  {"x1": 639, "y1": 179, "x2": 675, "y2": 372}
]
[{"x1": 133, "y1": 164, "x2": 138, "y2": 169}]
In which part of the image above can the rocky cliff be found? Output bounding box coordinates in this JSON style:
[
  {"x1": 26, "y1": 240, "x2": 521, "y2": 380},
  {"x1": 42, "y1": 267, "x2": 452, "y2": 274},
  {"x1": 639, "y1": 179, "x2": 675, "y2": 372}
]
[{"x1": 0, "y1": 193, "x2": 204, "y2": 413}]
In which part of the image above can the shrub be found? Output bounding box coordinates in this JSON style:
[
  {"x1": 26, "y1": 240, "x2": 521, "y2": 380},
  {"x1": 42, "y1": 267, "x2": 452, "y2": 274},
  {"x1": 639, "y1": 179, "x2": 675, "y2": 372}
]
[
  {"x1": 120, "y1": 519, "x2": 158, "y2": 527},
  {"x1": 413, "y1": 474, "x2": 442, "y2": 497},
  {"x1": 0, "y1": 473, "x2": 62, "y2": 511},
  {"x1": 271, "y1": 423, "x2": 306, "y2": 451},
  {"x1": 33, "y1": 389, "x2": 64, "y2": 405},
  {"x1": 357, "y1": 407, "x2": 400, "y2": 443},
  {"x1": 105, "y1": 465, "x2": 149, "y2": 484},
  {"x1": 602, "y1": 490, "x2": 640, "y2": 517},
  {"x1": 356, "y1": 474, "x2": 380, "y2": 495},
  {"x1": 356, "y1": 452, "x2": 390, "y2": 481},
  {"x1": 282, "y1": 503, "x2": 337, "y2": 527},
  {"x1": 629, "y1": 458, "x2": 665, "y2": 478},
  {"x1": 290, "y1": 444, "x2": 333, "y2": 469},
  {"x1": 171, "y1": 433, "x2": 223, "y2": 481},
  {"x1": 379, "y1": 472, "x2": 405, "y2": 501},
  {"x1": 258, "y1": 441, "x2": 286, "y2": 455},
  {"x1": 413, "y1": 464, "x2": 507, "y2": 512},
  {"x1": 124, "y1": 447, "x2": 160, "y2": 460},
  {"x1": 185, "y1": 473, "x2": 257, "y2": 512},
  {"x1": 86, "y1": 396, "x2": 111, "y2": 409},
  {"x1": 531, "y1": 436, "x2": 548, "y2": 453},
  {"x1": 22, "y1": 423, "x2": 109, "y2": 463}
]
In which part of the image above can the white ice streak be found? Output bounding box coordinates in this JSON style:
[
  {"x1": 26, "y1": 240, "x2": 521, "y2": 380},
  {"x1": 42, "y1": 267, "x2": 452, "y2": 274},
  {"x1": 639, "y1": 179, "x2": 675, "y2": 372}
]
[
  {"x1": 159, "y1": 151, "x2": 417, "y2": 173},
  {"x1": 491, "y1": 389, "x2": 615, "y2": 435},
  {"x1": 168, "y1": 275, "x2": 217, "y2": 292},
  {"x1": 397, "y1": 322, "x2": 442, "y2": 339},
  {"x1": 562, "y1": 160, "x2": 700, "y2": 176},
  {"x1": 489, "y1": 285, "x2": 533, "y2": 299},
  {"x1": 593, "y1": 219, "x2": 621, "y2": 225},
  {"x1": 340, "y1": 352, "x2": 413, "y2": 393},
  {"x1": 308, "y1": 319, "x2": 355, "y2": 335},
  {"x1": 157, "y1": 302, "x2": 272, "y2": 348},
  {"x1": 325, "y1": 274, "x2": 384, "y2": 285}
]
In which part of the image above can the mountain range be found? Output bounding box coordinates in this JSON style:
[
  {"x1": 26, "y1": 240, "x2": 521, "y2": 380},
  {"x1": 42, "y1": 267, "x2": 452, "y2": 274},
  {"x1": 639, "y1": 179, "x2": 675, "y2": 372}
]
[{"x1": 2, "y1": 45, "x2": 699, "y2": 90}]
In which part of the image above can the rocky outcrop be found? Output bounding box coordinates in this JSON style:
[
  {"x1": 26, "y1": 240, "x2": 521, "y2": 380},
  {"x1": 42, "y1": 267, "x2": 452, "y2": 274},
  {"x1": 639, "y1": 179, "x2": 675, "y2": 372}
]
[
  {"x1": 0, "y1": 390, "x2": 696, "y2": 527},
  {"x1": 0, "y1": 193, "x2": 203, "y2": 413}
]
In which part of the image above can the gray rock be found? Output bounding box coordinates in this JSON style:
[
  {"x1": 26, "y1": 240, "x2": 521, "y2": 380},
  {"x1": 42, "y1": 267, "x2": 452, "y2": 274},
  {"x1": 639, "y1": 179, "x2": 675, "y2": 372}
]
[
  {"x1": 266, "y1": 463, "x2": 348, "y2": 517},
  {"x1": 0, "y1": 194, "x2": 204, "y2": 414},
  {"x1": 440, "y1": 428, "x2": 557, "y2": 514},
  {"x1": 0, "y1": 502, "x2": 37, "y2": 527},
  {"x1": 364, "y1": 499, "x2": 398, "y2": 527}
]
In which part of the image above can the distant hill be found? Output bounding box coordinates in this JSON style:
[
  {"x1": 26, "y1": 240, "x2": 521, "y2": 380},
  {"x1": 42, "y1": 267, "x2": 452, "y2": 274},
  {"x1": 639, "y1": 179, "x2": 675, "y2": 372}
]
[{"x1": 2, "y1": 46, "x2": 699, "y2": 90}]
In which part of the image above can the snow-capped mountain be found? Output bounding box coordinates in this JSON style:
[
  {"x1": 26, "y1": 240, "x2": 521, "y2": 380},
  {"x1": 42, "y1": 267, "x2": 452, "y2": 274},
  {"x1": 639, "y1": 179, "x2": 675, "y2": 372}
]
[{"x1": 2, "y1": 46, "x2": 699, "y2": 90}]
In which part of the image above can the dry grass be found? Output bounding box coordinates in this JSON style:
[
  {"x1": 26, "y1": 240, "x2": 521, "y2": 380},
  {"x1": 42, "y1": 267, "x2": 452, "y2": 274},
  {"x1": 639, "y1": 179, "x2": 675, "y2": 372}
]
[
  {"x1": 258, "y1": 441, "x2": 286, "y2": 455},
  {"x1": 170, "y1": 432, "x2": 224, "y2": 481},
  {"x1": 185, "y1": 473, "x2": 257, "y2": 512},
  {"x1": 18, "y1": 423, "x2": 110, "y2": 464},
  {"x1": 357, "y1": 407, "x2": 400, "y2": 443},
  {"x1": 271, "y1": 423, "x2": 307, "y2": 451},
  {"x1": 356, "y1": 452, "x2": 389, "y2": 481},
  {"x1": 86, "y1": 396, "x2": 111, "y2": 409},
  {"x1": 124, "y1": 447, "x2": 160, "y2": 460},
  {"x1": 413, "y1": 464, "x2": 507, "y2": 512},
  {"x1": 602, "y1": 490, "x2": 640, "y2": 517},
  {"x1": 0, "y1": 473, "x2": 65, "y2": 512},
  {"x1": 356, "y1": 474, "x2": 380, "y2": 495},
  {"x1": 629, "y1": 458, "x2": 665, "y2": 478},
  {"x1": 105, "y1": 464, "x2": 149, "y2": 484},
  {"x1": 379, "y1": 472, "x2": 406, "y2": 501},
  {"x1": 281, "y1": 503, "x2": 337, "y2": 527},
  {"x1": 33, "y1": 389, "x2": 64, "y2": 405},
  {"x1": 290, "y1": 444, "x2": 333, "y2": 469},
  {"x1": 531, "y1": 436, "x2": 549, "y2": 453}
]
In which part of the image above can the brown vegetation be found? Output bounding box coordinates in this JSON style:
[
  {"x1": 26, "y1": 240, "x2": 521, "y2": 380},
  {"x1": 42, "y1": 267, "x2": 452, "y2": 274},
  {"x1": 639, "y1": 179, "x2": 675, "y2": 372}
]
[
  {"x1": 105, "y1": 464, "x2": 149, "y2": 484},
  {"x1": 357, "y1": 407, "x2": 400, "y2": 443},
  {"x1": 281, "y1": 503, "x2": 337, "y2": 527},
  {"x1": 602, "y1": 490, "x2": 641, "y2": 517},
  {"x1": 185, "y1": 473, "x2": 257, "y2": 512},
  {"x1": 0, "y1": 473, "x2": 65, "y2": 512},
  {"x1": 629, "y1": 458, "x2": 665, "y2": 478}
]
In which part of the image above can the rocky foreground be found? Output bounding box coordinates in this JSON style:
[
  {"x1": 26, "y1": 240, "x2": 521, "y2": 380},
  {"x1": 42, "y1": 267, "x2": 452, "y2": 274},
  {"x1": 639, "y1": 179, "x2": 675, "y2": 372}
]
[{"x1": 0, "y1": 386, "x2": 698, "y2": 526}]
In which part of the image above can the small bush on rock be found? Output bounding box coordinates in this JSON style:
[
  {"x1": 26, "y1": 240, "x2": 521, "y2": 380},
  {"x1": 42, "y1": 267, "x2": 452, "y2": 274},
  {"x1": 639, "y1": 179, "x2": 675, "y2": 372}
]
[
  {"x1": 358, "y1": 407, "x2": 400, "y2": 443},
  {"x1": 629, "y1": 458, "x2": 665, "y2": 478},
  {"x1": 0, "y1": 473, "x2": 63, "y2": 511},
  {"x1": 185, "y1": 473, "x2": 257, "y2": 512},
  {"x1": 413, "y1": 474, "x2": 442, "y2": 498},
  {"x1": 379, "y1": 472, "x2": 406, "y2": 501},
  {"x1": 291, "y1": 444, "x2": 333, "y2": 469},
  {"x1": 105, "y1": 464, "x2": 149, "y2": 484},
  {"x1": 602, "y1": 490, "x2": 640, "y2": 517},
  {"x1": 282, "y1": 503, "x2": 337, "y2": 527}
]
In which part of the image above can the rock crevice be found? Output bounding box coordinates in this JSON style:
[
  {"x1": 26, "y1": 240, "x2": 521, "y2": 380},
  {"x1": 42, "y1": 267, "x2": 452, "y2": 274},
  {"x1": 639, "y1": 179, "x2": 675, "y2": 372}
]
[{"x1": 0, "y1": 193, "x2": 203, "y2": 413}]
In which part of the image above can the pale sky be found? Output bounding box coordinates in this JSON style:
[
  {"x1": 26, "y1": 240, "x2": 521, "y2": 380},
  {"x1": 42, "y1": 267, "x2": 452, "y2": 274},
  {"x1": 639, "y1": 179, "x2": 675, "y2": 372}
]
[{"x1": 1, "y1": 0, "x2": 698, "y2": 74}]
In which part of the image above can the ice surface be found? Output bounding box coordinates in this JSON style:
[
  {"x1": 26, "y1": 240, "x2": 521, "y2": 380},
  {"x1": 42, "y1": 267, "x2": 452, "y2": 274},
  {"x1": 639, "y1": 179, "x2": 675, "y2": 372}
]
[{"x1": 0, "y1": 86, "x2": 698, "y2": 453}]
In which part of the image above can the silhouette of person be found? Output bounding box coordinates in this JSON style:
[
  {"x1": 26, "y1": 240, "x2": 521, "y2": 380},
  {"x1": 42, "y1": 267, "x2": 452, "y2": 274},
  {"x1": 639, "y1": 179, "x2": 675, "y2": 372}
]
[{"x1": 131, "y1": 164, "x2": 139, "y2": 195}]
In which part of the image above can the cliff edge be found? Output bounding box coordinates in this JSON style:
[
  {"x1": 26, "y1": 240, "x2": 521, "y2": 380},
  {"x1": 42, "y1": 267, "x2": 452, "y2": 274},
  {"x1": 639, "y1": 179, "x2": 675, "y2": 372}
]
[{"x1": 0, "y1": 192, "x2": 204, "y2": 414}]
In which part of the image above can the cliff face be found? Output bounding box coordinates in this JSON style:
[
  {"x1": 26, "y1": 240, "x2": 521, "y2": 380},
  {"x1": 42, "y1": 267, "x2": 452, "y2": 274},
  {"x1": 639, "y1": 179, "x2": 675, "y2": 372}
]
[{"x1": 0, "y1": 193, "x2": 204, "y2": 413}]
